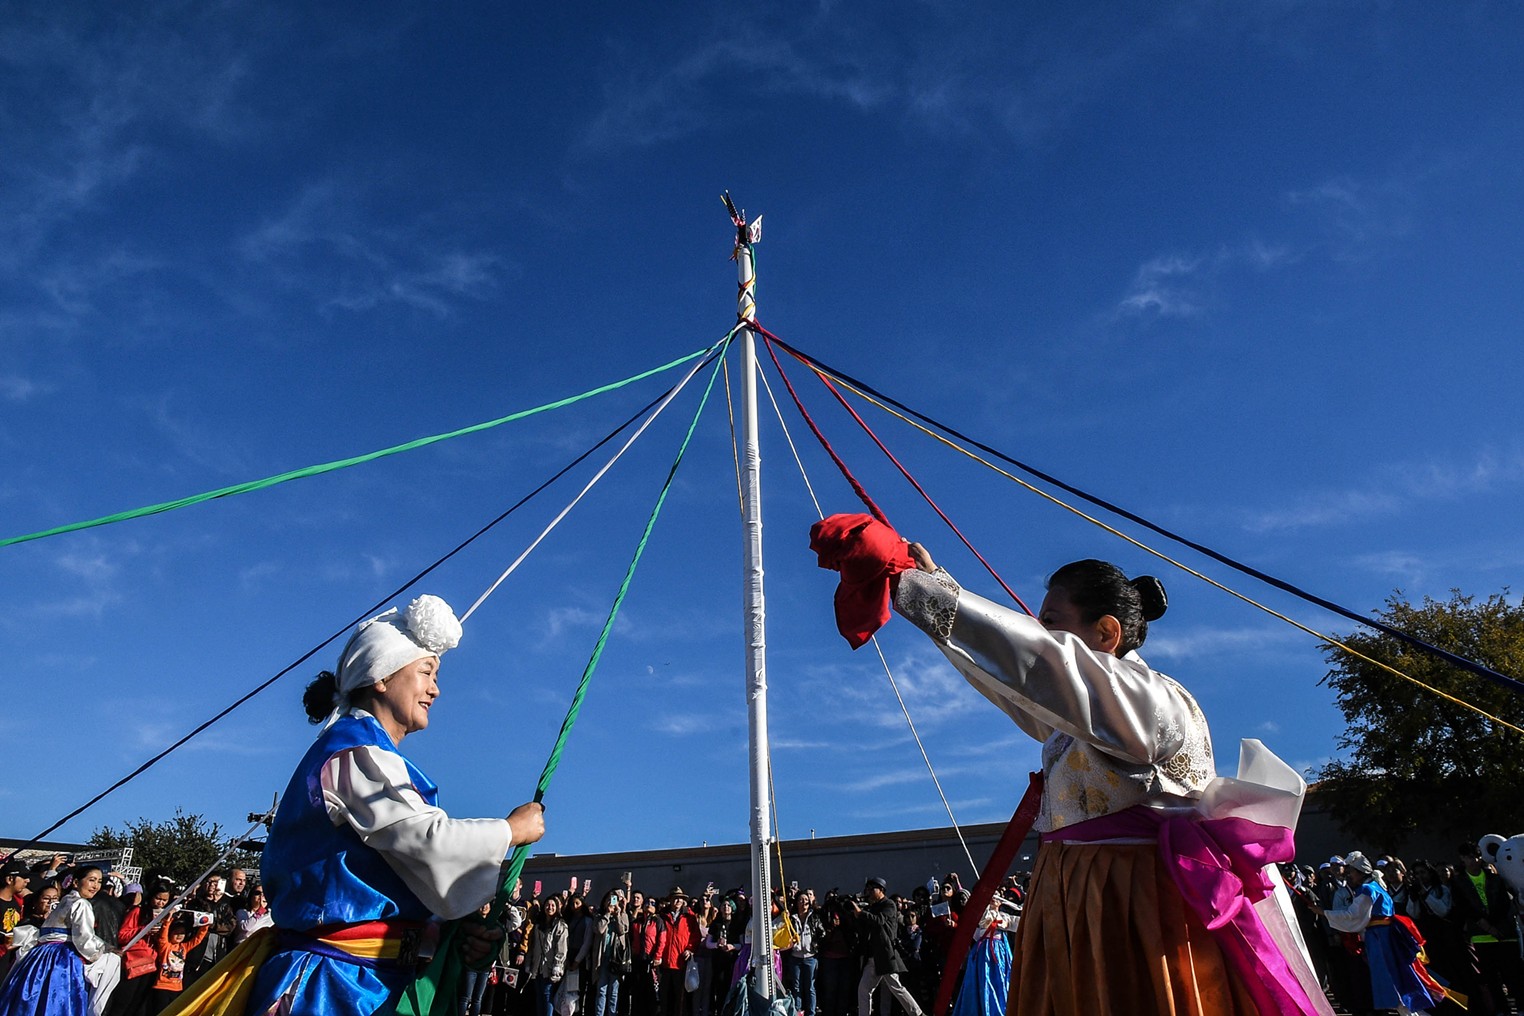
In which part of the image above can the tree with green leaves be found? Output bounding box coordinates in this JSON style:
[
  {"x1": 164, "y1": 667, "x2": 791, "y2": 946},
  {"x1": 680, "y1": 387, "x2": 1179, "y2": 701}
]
[
  {"x1": 89, "y1": 809, "x2": 260, "y2": 887},
  {"x1": 1314, "y1": 590, "x2": 1524, "y2": 848}
]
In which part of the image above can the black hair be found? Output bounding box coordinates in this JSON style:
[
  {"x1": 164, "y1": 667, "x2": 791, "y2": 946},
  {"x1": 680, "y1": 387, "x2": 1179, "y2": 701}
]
[
  {"x1": 1047, "y1": 559, "x2": 1168, "y2": 655},
  {"x1": 302, "y1": 670, "x2": 339, "y2": 724}
]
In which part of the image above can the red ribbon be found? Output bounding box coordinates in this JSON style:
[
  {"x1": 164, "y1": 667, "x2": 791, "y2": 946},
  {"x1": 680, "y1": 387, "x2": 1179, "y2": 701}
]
[{"x1": 931, "y1": 772, "x2": 1044, "y2": 1016}]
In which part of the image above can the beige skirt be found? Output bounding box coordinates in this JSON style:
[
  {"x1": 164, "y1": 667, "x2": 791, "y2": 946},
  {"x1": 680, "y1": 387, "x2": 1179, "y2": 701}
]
[{"x1": 1009, "y1": 840, "x2": 1260, "y2": 1016}]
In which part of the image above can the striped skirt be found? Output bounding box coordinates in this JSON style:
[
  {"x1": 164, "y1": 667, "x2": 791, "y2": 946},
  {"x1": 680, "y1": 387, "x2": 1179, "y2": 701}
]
[{"x1": 1009, "y1": 840, "x2": 1259, "y2": 1015}]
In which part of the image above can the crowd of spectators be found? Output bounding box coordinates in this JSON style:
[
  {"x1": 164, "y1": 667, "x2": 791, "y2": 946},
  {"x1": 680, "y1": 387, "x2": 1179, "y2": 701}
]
[
  {"x1": 0, "y1": 854, "x2": 271, "y2": 1015},
  {"x1": 473, "y1": 871, "x2": 1025, "y2": 1016},
  {"x1": 3, "y1": 837, "x2": 1520, "y2": 1016},
  {"x1": 1283, "y1": 842, "x2": 1523, "y2": 1016}
]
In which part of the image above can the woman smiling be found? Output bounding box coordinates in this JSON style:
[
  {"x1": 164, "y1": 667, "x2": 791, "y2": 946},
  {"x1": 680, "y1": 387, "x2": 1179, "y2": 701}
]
[{"x1": 236, "y1": 594, "x2": 546, "y2": 1015}]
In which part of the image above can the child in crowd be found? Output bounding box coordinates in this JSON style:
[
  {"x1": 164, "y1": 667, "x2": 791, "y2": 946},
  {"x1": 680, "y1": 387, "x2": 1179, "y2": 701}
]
[{"x1": 150, "y1": 914, "x2": 208, "y2": 1013}]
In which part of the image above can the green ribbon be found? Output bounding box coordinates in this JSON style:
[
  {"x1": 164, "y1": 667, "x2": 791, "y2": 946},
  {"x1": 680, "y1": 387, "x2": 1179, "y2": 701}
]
[
  {"x1": 1, "y1": 345, "x2": 718, "y2": 549},
  {"x1": 390, "y1": 343, "x2": 731, "y2": 1016}
]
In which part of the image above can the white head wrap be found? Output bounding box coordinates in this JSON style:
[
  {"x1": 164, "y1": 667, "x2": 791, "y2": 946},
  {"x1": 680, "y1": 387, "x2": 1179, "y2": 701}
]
[
  {"x1": 1343, "y1": 850, "x2": 1374, "y2": 876},
  {"x1": 329, "y1": 595, "x2": 463, "y2": 724}
]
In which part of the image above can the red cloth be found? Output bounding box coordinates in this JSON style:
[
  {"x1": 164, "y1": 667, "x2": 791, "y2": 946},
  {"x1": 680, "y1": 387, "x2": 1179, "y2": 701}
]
[{"x1": 809, "y1": 513, "x2": 916, "y2": 649}]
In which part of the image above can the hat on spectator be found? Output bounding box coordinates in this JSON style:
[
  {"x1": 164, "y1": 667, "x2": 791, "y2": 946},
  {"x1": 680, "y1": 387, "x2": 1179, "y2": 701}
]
[
  {"x1": 0, "y1": 859, "x2": 28, "y2": 880},
  {"x1": 1327, "y1": 855, "x2": 1345, "y2": 865},
  {"x1": 865, "y1": 877, "x2": 888, "y2": 891},
  {"x1": 329, "y1": 595, "x2": 463, "y2": 725},
  {"x1": 668, "y1": 885, "x2": 688, "y2": 901},
  {"x1": 1343, "y1": 851, "x2": 1374, "y2": 875},
  {"x1": 125, "y1": 883, "x2": 144, "y2": 895}
]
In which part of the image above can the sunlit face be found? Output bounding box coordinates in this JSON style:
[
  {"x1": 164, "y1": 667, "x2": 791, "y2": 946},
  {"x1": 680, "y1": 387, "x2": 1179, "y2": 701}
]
[
  {"x1": 1038, "y1": 587, "x2": 1111, "y2": 654},
  {"x1": 370, "y1": 656, "x2": 441, "y2": 742},
  {"x1": 229, "y1": 870, "x2": 247, "y2": 893},
  {"x1": 77, "y1": 870, "x2": 103, "y2": 900},
  {"x1": 152, "y1": 891, "x2": 171, "y2": 913}
]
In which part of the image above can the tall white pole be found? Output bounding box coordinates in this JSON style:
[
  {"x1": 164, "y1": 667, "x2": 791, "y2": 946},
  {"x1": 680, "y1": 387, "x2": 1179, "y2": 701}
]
[{"x1": 728, "y1": 196, "x2": 777, "y2": 1000}]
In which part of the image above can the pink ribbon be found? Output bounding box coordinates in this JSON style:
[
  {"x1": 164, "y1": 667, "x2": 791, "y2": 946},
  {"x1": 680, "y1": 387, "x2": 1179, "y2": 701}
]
[{"x1": 1048, "y1": 808, "x2": 1321, "y2": 1015}]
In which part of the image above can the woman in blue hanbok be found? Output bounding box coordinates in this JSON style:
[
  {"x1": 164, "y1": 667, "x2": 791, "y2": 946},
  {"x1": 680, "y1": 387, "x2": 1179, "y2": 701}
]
[
  {"x1": 1315, "y1": 851, "x2": 1440, "y2": 1014},
  {"x1": 0, "y1": 866, "x2": 111, "y2": 1016},
  {"x1": 232, "y1": 595, "x2": 546, "y2": 1016},
  {"x1": 950, "y1": 897, "x2": 1016, "y2": 1016}
]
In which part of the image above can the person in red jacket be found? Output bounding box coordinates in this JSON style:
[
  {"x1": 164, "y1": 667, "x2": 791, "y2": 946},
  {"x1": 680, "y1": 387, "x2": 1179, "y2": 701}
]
[
  {"x1": 108, "y1": 883, "x2": 173, "y2": 1016},
  {"x1": 631, "y1": 897, "x2": 668, "y2": 1016},
  {"x1": 658, "y1": 888, "x2": 702, "y2": 1016}
]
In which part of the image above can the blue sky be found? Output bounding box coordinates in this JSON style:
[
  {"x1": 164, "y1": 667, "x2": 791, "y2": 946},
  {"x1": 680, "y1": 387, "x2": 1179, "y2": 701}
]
[{"x1": 4, "y1": 2, "x2": 1522, "y2": 861}]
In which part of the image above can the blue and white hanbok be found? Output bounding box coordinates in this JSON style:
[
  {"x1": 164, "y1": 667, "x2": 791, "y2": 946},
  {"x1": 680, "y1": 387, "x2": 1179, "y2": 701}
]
[
  {"x1": 0, "y1": 891, "x2": 108, "y2": 1016},
  {"x1": 243, "y1": 710, "x2": 511, "y2": 1015}
]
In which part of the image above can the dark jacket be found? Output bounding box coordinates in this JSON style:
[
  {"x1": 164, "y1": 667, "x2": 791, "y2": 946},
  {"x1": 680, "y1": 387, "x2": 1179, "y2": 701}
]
[
  {"x1": 855, "y1": 896, "x2": 905, "y2": 974},
  {"x1": 1451, "y1": 866, "x2": 1518, "y2": 938}
]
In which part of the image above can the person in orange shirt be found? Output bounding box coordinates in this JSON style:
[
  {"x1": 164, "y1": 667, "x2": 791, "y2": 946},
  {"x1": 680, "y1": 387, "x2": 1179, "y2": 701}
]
[{"x1": 150, "y1": 913, "x2": 208, "y2": 1013}]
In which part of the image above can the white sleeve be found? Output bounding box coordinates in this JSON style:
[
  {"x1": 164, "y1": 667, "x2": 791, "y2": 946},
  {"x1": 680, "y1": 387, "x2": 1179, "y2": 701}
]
[
  {"x1": 68, "y1": 898, "x2": 107, "y2": 963},
  {"x1": 321, "y1": 745, "x2": 513, "y2": 920},
  {"x1": 1323, "y1": 893, "x2": 1374, "y2": 933},
  {"x1": 896, "y1": 570, "x2": 1194, "y2": 764},
  {"x1": 1426, "y1": 886, "x2": 1452, "y2": 918}
]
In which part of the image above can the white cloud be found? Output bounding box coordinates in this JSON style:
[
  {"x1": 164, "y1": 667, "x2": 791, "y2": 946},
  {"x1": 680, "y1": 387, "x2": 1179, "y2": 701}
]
[
  {"x1": 238, "y1": 183, "x2": 506, "y2": 318},
  {"x1": 1145, "y1": 625, "x2": 1302, "y2": 662},
  {"x1": 56, "y1": 551, "x2": 120, "y2": 583},
  {"x1": 537, "y1": 603, "x2": 633, "y2": 645},
  {"x1": 1116, "y1": 255, "x2": 1205, "y2": 319},
  {"x1": 239, "y1": 561, "x2": 282, "y2": 590},
  {"x1": 655, "y1": 711, "x2": 737, "y2": 737},
  {"x1": 0, "y1": 8, "x2": 271, "y2": 267},
  {"x1": 837, "y1": 766, "x2": 951, "y2": 794},
  {"x1": 576, "y1": 37, "x2": 894, "y2": 156},
  {"x1": 1284, "y1": 176, "x2": 1413, "y2": 263},
  {"x1": 1243, "y1": 447, "x2": 1524, "y2": 533},
  {"x1": 769, "y1": 737, "x2": 833, "y2": 751},
  {"x1": 849, "y1": 797, "x2": 993, "y2": 821},
  {"x1": 134, "y1": 393, "x2": 251, "y2": 477},
  {"x1": 1349, "y1": 550, "x2": 1430, "y2": 586},
  {"x1": 0, "y1": 375, "x2": 52, "y2": 402},
  {"x1": 542, "y1": 606, "x2": 605, "y2": 641}
]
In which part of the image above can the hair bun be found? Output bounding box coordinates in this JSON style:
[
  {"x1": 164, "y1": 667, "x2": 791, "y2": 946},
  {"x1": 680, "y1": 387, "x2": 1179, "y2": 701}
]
[
  {"x1": 302, "y1": 670, "x2": 339, "y2": 724},
  {"x1": 1132, "y1": 576, "x2": 1168, "y2": 622}
]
